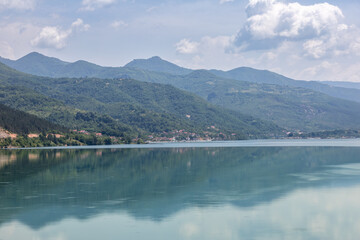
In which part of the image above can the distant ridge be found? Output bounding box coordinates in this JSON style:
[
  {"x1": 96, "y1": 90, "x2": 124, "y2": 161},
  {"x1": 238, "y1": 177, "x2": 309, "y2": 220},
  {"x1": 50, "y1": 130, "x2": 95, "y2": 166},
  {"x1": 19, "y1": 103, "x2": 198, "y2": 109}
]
[
  {"x1": 209, "y1": 67, "x2": 360, "y2": 103},
  {"x1": 125, "y1": 56, "x2": 193, "y2": 75},
  {"x1": 323, "y1": 81, "x2": 360, "y2": 90},
  {"x1": 1, "y1": 52, "x2": 359, "y2": 104},
  {"x1": 2, "y1": 52, "x2": 360, "y2": 132},
  {"x1": 9, "y1": 52, "x2": 68, "y2": 77}
]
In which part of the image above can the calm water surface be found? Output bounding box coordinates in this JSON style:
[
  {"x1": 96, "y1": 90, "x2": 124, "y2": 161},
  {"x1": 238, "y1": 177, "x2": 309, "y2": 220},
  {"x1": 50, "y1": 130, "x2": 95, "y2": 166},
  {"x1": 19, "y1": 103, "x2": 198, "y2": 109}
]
[{"x1": 1, "y1": 140, "x2": 360, "y2": 239}]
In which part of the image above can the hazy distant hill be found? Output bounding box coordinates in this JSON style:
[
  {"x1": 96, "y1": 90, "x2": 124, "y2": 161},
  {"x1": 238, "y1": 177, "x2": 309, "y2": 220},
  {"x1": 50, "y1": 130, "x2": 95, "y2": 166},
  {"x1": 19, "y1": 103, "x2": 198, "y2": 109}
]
[
  {"x1": 2, "y1": 53, "x2": 360, "y2": 132},
  {"x1": 0, "y1": 53, "x2": 174, "y2": 81},
  {"x1": 3, "y1": 52, "x2": 359, "y2": 104},
  {"x1": 125, "y1": 56, "x2": 192, "y2": 75},
  {"x1": 122, "y1": 56, "x2": 360, "y2": 104},
  {"x1": 323, "y1": 81, "x2": 360, "y2": 90},
  {"x1": 0, "y1": 62, "x2": 281, "y2": 139},
  {"x1": 1, "y1": 52, "x2": 68, "y2": 77},
  {"x1": 209, "y1": 67, "x2": 360, "y2": 103}
]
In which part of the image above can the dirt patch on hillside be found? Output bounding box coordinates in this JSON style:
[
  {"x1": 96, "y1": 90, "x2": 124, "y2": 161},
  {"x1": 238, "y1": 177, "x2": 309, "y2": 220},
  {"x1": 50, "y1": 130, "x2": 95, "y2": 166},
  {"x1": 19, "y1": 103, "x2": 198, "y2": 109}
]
[
  {"x1": 0, "y1": 128, "x2": 17, "y2": 139},
  {"x1": 0, "y1": 128, "x2": 10, "y2": 138}
]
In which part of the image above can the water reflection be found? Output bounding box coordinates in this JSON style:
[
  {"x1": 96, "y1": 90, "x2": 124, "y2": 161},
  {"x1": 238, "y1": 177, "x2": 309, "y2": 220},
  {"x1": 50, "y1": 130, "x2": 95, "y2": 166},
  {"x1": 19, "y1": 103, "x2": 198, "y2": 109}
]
[{"x1": 0, "y1": 147, "x2": 360, "y2": 239}]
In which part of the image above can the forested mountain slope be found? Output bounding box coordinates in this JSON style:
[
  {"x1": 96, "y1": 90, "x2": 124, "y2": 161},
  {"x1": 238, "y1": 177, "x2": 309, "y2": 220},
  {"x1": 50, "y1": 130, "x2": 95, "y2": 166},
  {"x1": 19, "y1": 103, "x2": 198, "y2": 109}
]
[
  {"x1": 2, "y1": 53, "x2": 360, "y2": 132},
  {"x1": 0, "y1": 62, "x2": 281, "y2": 139},
  {"x1": 0, "y1": 103, "x2": 67, "y2": 135}
]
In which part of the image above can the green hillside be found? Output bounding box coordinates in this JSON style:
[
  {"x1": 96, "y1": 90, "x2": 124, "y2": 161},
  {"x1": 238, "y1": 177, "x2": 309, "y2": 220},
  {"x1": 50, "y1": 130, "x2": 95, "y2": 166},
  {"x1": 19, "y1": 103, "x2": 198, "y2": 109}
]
[
  {"x1": 4, "y1": 52, "x2": 69, "y2": 77},
  {"x1": 0, "y1": 85, "x2": 139, "y2": 138},
  {"x1": 0, "y1": 103, "x2": 67, "y2": 135},
  {"x1": 0, "y1": 62, "x2": 282, "y2": 139},
  {"x1": 2, "y1": 53, "x2": 360, "y2": 132},
  {"x1": 169, "y1": 70, "x2": 360, "y2": 132},
  {"x1": 0, "y1": 101, "x2": 140, "y2": 147}
]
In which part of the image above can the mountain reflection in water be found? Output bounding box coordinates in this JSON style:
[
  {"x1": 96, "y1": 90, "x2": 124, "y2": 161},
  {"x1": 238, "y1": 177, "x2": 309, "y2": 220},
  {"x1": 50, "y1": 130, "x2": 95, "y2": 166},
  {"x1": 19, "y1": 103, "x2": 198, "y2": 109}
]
[{"x1": 0, "y1": 146, "x2": 360, "y2": 237}]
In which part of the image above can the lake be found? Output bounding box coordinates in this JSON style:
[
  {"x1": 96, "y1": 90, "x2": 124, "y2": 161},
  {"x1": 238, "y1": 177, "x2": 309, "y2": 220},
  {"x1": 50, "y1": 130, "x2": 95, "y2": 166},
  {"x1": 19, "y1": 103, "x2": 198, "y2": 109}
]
[{"x1": 1, "y1": 140, "x2": 360, "y2": 239}]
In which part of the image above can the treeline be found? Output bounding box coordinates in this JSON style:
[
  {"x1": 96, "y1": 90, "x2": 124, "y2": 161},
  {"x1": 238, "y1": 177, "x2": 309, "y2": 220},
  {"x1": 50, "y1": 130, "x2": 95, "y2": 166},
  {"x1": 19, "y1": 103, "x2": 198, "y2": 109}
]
[
  {"x1": 0, "y1": 132, "x2": 140, "y2": 149},
  {"x1": 0, "y1": 102, "x2": 144, "y2": 148},
  {"x1": 289, "y1": 129, "x2": 360, "y2": 139}
]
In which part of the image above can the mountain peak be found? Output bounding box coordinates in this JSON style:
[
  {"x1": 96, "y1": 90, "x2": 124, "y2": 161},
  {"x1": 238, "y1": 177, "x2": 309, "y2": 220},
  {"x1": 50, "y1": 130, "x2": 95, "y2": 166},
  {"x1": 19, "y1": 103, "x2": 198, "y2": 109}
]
[
  {"x1": 24, "y1": 51, "x2": 45, "y2": 57},
  {"x1": 125, "y1": 56, "x2": 192, "y2": 75},
  {"x1": 149, "y1": 56, "x2": 162, "y2": 60},
  {"x1": 3, "y1": 52, "x2": 69, "y2": 77},
  {"x1": 16, "y1": 52, "x2": 40, "y2": 61},
  {"x1": 17, "y1": 52, "x2": 68, "y2": 65}
]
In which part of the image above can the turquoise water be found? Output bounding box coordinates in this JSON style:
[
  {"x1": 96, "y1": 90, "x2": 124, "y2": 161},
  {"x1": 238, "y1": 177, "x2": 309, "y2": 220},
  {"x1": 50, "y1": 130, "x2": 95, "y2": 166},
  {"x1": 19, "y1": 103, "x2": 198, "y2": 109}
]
[{"x1": 1, "y1": 141, "x2": 360, "y2": 239}]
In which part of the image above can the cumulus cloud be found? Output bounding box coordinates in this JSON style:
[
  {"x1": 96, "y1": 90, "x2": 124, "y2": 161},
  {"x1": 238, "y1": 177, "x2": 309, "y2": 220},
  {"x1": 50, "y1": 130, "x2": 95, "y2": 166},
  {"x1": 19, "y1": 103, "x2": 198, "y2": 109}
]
[
  {"x1": 81, "y1": 0, "x2": 116, "y2": 11},
  {"x1": 0, "y1": 0, "x2": 35, "y2": 10},
  {"x1": 31, "y1": 26, "x2": 69, "y2": 49},
  {"x1": 301, "y1": 24, "x2": 360, "y2": 59},
  {"x1": 234, "y1": 0, "x2": 348, "y2": 58},
  {"x1": 31, "y1": 19, "x2": 90, "y2": 49},
  {"x1": 174, "y1": 0, "x2": 360, "y2": 81},
  {"x1": 177, "y1": 1, "x2": 355, "y2": 59},
  {"x1": 219, "y1": 0, "x2": 360, "y2": 61},
  {"x1": 176, "y1": 39, "x2": 199, "y2": 54}
]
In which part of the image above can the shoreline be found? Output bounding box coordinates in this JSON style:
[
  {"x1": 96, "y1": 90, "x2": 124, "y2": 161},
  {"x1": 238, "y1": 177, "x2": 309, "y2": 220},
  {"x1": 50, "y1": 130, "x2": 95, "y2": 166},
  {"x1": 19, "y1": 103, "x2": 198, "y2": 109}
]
[{"x1": 3, "y1": 138, "x2": 360, "y2": 150}]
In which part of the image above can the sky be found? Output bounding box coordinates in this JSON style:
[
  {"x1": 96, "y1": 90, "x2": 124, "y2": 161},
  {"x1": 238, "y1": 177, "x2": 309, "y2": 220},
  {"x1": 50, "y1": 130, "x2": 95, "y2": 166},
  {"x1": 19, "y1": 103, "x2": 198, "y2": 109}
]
[{"x1": 0, "y1": 0, "x2": 360, "y2": 81}]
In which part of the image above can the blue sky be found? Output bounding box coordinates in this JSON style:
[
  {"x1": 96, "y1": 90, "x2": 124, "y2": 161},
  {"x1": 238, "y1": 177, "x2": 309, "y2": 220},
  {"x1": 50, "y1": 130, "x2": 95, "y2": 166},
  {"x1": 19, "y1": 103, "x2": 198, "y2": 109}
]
[{"x1": 1, "y1": 0, "x2": 360, "y2": 81}]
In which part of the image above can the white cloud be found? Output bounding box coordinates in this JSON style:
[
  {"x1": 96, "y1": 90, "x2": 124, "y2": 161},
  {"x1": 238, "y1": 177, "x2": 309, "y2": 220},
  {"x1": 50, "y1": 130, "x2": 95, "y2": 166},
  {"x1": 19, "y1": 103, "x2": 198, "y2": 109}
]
[
  {"x1": 173, "y1": 0, "x2": 360, "y2": 82},
  {"x1": 219, "y1": 0, "x2": 234, "y2": 4},
  {"x1": 300, "y1": 24, "x2": 360, "y2": 59},
  {"x1": 71, "y1": 18, "x2": 90, "y2": 31},
  {"x1": 235, "y1": 0, "x2": 345, "y2": 54},
  {"x1": 31, "y1": 26, "x2": 69, "y2": 49},
  {"x1": 111, "y1": 20, "x2": 128, "y2": 29},
  {"x1": 177, "y1": 1, "x2": 355, "y2": 60},
  {"x1": 176, "y1": 36, "x2": 233, "y2": 57},
  {"x1": 175, "y1": 39, "x2": 199, "y2": 54},
  {"x1": 0, "y1": 0, "x2": 35, "y2": 10},
  {"x1": 81, "y1": 0, "x2": 116, "y2": 11},
  {"x1": 303, "y1": 39, "x2": 326, "y2": 59},
  {"x1": 31, "y1": 19, "x2": 90, "y2": 49}
]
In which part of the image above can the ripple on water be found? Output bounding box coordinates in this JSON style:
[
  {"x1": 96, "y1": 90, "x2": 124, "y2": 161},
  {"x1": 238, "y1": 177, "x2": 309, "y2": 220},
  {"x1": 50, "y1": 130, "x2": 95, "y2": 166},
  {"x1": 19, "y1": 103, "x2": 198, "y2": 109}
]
[{"x1": 23, "y1": 195, "x2": 39, "y2": 200}]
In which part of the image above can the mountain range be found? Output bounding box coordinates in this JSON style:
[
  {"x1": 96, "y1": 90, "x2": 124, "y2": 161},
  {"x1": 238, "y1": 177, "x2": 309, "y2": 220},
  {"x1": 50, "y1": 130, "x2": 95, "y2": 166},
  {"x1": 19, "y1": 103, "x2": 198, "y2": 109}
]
[
  {"x1": 3, "y1": 52, "x2": 360, "y2": 102},
  {"x1": 1, "y1": 52, "x2": 360, "y2": 133},
  {"x1": 0, "y1": 61, "x2": 282, "y2": 140}
]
